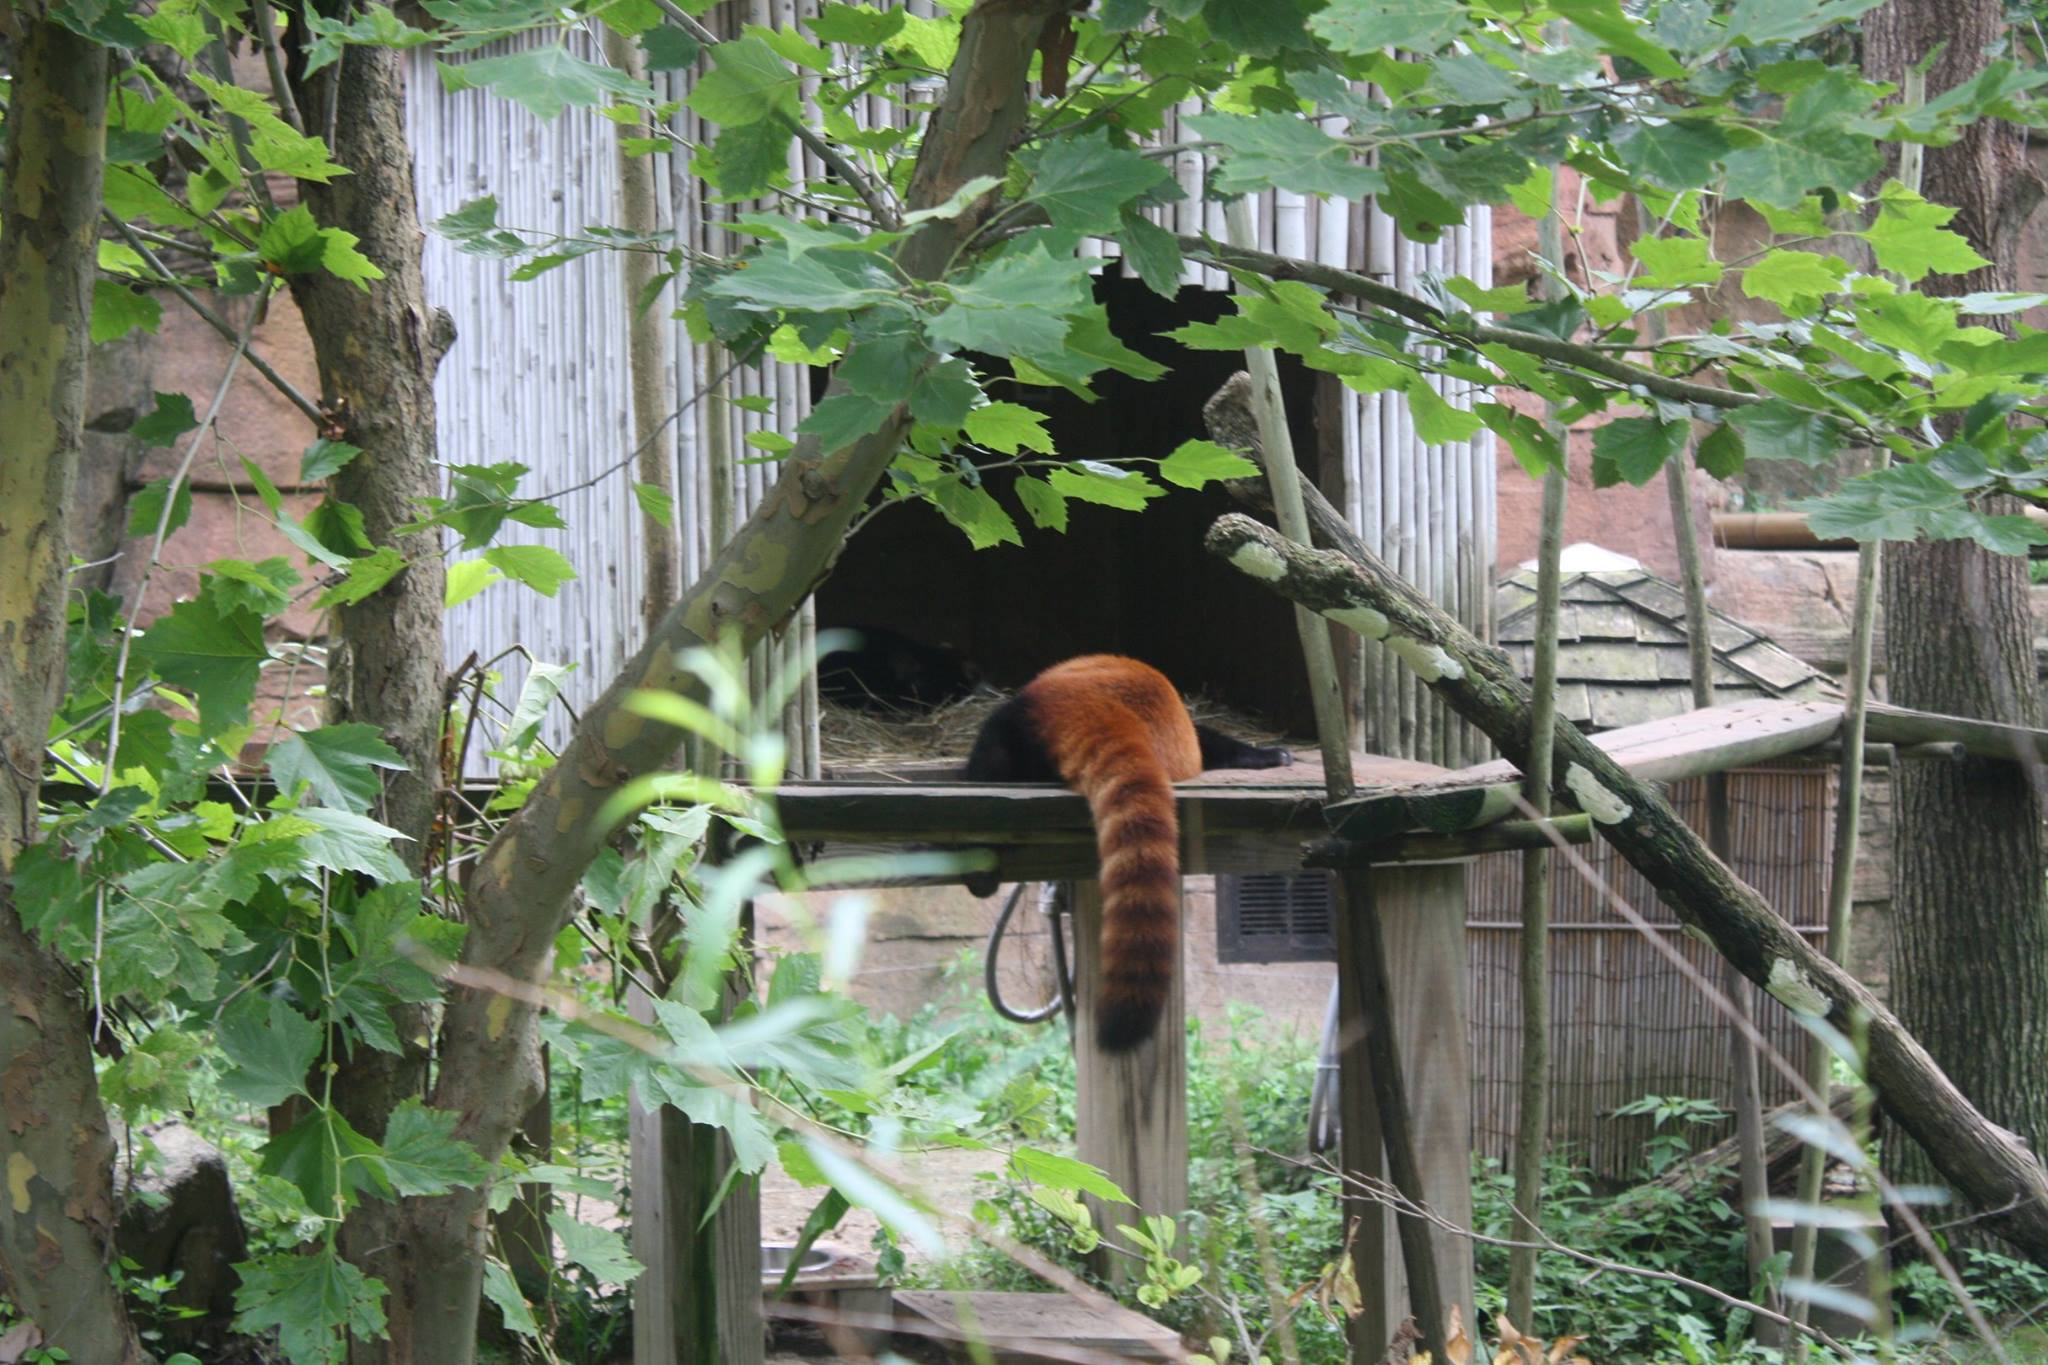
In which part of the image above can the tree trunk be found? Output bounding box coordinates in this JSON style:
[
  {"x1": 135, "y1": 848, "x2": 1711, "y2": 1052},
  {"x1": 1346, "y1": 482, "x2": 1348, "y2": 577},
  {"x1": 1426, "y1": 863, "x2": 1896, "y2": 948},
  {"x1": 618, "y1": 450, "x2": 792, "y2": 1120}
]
[
  {"x1": 0, "y1": 20, "x2": 143, "y2": 1362},
  {"x1": 1864, "y1": 0, "x2": 2048, "y2": 1247},
  {"x1": 382, "y1": 5, "x2": 1073, "y2": 1359},
  {"x1": 279, "y1": 29, "x2": 451, "y2": 1347}
]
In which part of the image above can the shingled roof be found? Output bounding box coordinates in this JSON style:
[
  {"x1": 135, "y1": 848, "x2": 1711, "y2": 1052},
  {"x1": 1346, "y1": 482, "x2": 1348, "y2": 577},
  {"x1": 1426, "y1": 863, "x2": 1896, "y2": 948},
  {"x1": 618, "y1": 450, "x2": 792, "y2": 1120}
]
[{"x1": 1496, "y1": 546, "x2": 1838, "y2": 732}]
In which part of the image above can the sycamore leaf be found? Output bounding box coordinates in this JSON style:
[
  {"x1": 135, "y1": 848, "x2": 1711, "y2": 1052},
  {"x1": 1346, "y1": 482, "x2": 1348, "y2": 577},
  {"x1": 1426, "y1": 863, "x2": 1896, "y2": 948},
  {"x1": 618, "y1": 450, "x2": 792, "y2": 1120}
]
[
  {"x1": 232, "y1": 1245, "x2": 387, "y2": 1365},
  {"x1": 260, "y1": 1106, "x2": 390, "y2": 1219},
  {"x1": 217, "y1": 997, "x2": 322, "y2": 1108},
  {"x1": 1013, "y1": 475, "x2": 1068, "y2": 532},
  {"x1": 378, "y1": 1099, "x2": 491, "y2": 1196},
  {"x1": 1865, "y1": 185, "x2": 1992, "y2": 283},
  {"x1": 964, "y1": 402, "x2": 1053, "y2": 455},
  {"x1": 92, "y1": 280, "x2": 162, "y2": 343},
  {"x1": 300, "y1": 438, "x2": 363, "y2": 482},
  {"x1": 136, "y1": 597, "x2": 269, "y2": 736},
  {"x1": 1309, "y1": 0, "x2": 1465, "y2": 52},
  {"x1": 1592, "y1": 415, "x2": 1690, "y2": 486},
  {"x1": 482, "y1": 1260, "x2": 542, "y2": 1338},
  {"x1": 933, "y1": 480, "x2": 1022, "y2": 550},
  {"x1": 445, "y1": 44, "x2": 650, "y2": 120},
  {"x1": 1009, "y1": 1148, "x2": 1133, "y2": 1204},
  {"x1": 1022, "y1": 132, "x2": 1170, "y2": 234},
  {"x1": 549, "y1": 1213, "x2": 644, "y2": 1286},
  {"x1": 292, "y1": 807, "x2": 414, "y2": 882},
  {"x1": 1741, "y1": 249, "x2": 1848, "y2": 308},
  {"x1": 1630, "y1": 236, "x2": 1723, "y2": 289},
  {"x1": 1158, "y1": 439, "x2": 1259, "y2": 489},
  {"x1": 1726, "y1": 400, "x2": 1843, "y2": 465},
  {"x1": 267, "y1": 723, "x2": 406, "y2": 814},
  {"x1": 1048, "y1": 463, "x2": 1163, "y2": 510},
  {"x1": 483, "y1": 544, "x2": 576, "y2": 597},
  {"x1": 129, "y1": 476, "x2": 194, "y2": 539},
  {"x1": 315, "y1": 545, "x2": 407, "y2": 609},
  {"x1": 445, "y1": 557, "x2": 505, "y2": 608},
  {"x1": 506, "y1": 661, "x2": 577, "y2": 750},
  {"x1": 685, "y1": 34, "x2": 800, "y2": 126},
  {"x1": 131, "y1": 392, "x2": 199, "y2": 448},
  {"x1": 1184, "y1": 112, "x2": 1382, "y2": 199}
]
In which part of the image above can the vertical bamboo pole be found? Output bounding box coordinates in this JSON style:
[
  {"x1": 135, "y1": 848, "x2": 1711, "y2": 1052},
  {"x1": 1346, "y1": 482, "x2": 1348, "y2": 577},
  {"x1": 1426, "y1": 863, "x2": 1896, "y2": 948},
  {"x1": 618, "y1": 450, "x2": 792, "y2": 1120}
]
[{"x1": 1225, "y1": 198, "x2": 1450, "y2": 1360}]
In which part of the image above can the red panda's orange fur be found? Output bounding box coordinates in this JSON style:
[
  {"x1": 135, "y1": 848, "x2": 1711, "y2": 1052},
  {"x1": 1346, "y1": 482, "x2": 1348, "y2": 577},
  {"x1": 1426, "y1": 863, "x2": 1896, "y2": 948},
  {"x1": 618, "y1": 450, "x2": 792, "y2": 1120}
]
[{"x1": 1009, "y1": 656, "x2": 1201, "y2": 1050}]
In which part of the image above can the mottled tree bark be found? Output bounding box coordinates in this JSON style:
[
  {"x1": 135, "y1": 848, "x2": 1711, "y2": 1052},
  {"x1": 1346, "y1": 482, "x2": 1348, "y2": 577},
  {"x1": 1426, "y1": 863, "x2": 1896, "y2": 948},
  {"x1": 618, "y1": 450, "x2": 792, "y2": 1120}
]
[
  {"x1": 1864, "y1": 0, "x2": 2048, "y2": 1247},
  {"x1": 0, "y1": 20, "x2": 143, "y2": 1362},
  {"x1": 280, "y1": 28, "x2": 451, "y2": 1350}
]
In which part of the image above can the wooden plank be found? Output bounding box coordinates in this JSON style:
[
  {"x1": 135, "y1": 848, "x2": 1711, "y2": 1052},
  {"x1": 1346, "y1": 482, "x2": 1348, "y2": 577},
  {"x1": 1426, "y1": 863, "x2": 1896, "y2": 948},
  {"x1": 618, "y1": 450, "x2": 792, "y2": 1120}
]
[
  {"x1": 1340, "y1": 865, "x2": 1475, "y2": 1354},
  {"x1": 630, "y1": 920, "x2": 764, "y2": 1365},
  {"x1": 1327, "y1": 699, "x2": 1843, "y2": 840},
  {"x1": 1071, "y1": 881, "x2": 1188, "y2": 1287},
  {"x1": 1864, "y1": 701, "x2": 2048, "y2": 764},
  {"x1": 892, "y1": 1289, "x2": 1183, "y2": 1360}
]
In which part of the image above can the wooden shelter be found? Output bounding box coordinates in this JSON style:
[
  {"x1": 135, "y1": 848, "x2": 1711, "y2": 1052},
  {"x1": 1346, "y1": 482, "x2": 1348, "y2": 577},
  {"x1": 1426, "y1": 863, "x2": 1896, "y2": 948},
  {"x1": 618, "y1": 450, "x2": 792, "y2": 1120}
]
[{"x1": 402, "y1": 9, "x2": 1498, "y2": 1361}]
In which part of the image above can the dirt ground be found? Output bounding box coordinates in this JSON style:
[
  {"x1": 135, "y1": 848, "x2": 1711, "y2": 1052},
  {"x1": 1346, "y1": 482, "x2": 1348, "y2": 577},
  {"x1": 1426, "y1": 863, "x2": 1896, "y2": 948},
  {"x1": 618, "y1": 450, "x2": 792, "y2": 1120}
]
[{"x1": 759, "y1": 1142, "x2": 1010, "y2": 1262}]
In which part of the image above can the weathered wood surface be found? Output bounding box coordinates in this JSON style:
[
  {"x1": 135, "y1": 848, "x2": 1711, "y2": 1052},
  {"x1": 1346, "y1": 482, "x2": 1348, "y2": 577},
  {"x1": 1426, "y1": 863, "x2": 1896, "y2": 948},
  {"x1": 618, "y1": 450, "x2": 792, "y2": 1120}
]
[
  {"x1": 1071, "y1": 882, "x2": 1188, "y2": 1286},
  {"x1": 1864, "y1": 701, "x2": 2048, "y2": 764},
  {"x1": 892, "y1": 1289, "x2": 1184, "y2": 1360},
  {"x1": 1327, "y1": 698, "x2": 1843, "y2": 840}
]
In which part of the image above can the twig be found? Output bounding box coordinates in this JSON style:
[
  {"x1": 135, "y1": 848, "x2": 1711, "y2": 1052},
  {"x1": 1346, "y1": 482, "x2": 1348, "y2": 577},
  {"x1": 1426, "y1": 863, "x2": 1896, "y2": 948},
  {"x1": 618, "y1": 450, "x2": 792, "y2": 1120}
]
[
  {"x1": 103, "y1": 212, "x2": 325, "y2": 425},
  {"x1": 253, "y1": 1, "x2": 304, "y2": 134}
]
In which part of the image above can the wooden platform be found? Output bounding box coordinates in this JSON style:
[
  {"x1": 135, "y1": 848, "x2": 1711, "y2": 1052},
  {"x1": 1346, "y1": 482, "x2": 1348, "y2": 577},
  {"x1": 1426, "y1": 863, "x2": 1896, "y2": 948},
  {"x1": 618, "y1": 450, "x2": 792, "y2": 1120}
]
[{"x1": 891, "y1": 1290, "x2": 1183, "y2": 1362}]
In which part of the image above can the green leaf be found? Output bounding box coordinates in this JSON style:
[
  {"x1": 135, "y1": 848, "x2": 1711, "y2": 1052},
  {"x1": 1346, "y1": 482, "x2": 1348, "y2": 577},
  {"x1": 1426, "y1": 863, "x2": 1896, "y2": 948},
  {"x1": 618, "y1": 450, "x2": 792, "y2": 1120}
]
[
  {"x1": 1477, "y1": 402, "x2": 1563, "y2": 477},
  {"x1": 267, "y1": 723, "x2": 406, "y2": 814},
  {"x1": 92, "y1": 280, "x2": 161, "y2": 343},
  {"x1": 292, "y1": 807, "x2": 414, "y2": 882},
  {"x1": 797, "y1": 393, "x2": 895, "y2": 454},
  {"x1": 1184, "y1": 112, "x2": 1382, "y2": 199},
  {"x1": 315, "y1": 545, "x2": 408, "y2": 608},
  {"x1": 233, "y1": 1245, "x2": 387, "y2": 1365},
  {"x1": 1592, "y1": 416, "x2": 1690, "y2": 486},
  {"x1": 1552, "y1": 0, "x2": 1684, "y2": 78},
  {"x1": 1009, "y1": 1148, "x2": 1133, "y2": 1204},
  {"x1": 1308, "y1": 0, "x2": 1464, "y2": 52},
  {"x1": 809, "y1": 1, "x2": 905, "y2": 44},
  {"x1": 1613, "y1": 120, "x2": 1731, "y2": 188},
  {"x1": 634, "y1": 481, "x2": 675, "y2": 526},
  {"x1": 379, "y1": 1099, "x2": 491, "y2": 1196},
  {"x1": 640, "y1": 25, "x2": 700, "y2": 71},
  {"x1": 216, "y1": 998, "x2": 322, "y2": 1108},
  {"x1": 964, "y1": 402, "x2": 1053, "y2": 455},
  {"x1": 137, "y1": 597, "x2": 269, "y2": 735},
  {"x1": 1741, "y1": 250, "x2": 1847, "y2": 308},
  {"x1": 131, "y1": 392, "x2": 199, "y2": 447},
  {"x1": 933, "y1": 480, "x2": 1022, "y2": 550},
  {"x1": 685, "y1": 34, "x2": 800, "y2": 126},
  {"x1": 1048, "y1": 463, "x2": 1164, "y2": 511},
  {"x1": 445, "y1": 557, "x2": 505, "y2": 608},
  {"x1": 1798, "y1": 463, "x2": 1967, "y2": 543},
  {"x1": 1023, "y1": 132, "x2": 1171, "y2": 235},
  {"x1": 1158, "y1": 438, "x2": 1258, "y2": 489},
  {"x1": 483, "y1": 544, "x2": 577, "y2": 597},
  {"x1": 1013, "y1": 475, "x2": 1068, "y2": 532},
  {"x1": 446, "y1": 45, "x2": 650, "y2": 120},
  {"x1": 257, "y1": 204, "x2": 332, "y2": 274},
  {"x1": 206, "y1": 557, "x2": 302, "y2": 616},
  {"x1": 1696, "y1": 423, "x2": 1746, "y2": 479},
  {"x1": 1117, "y1": 209, "x2": 1184, "y2": 299},
  {"x1": 1629, "y1": 236, "x2": 1722, "y2": 290},
  {"x1": 910, "y1": 359, "x2": 979, "y2": 429},
  {"x1": 1445, "y1": 278, "x2": 1535, "y2": 315},
  {"x1": 129, "y1": 476, "x2": 194, "y2": 539},
  {"x1": 549, "y1": 1212, "x2": 645, "y2": 1286},
  {"x1": 261, "y1": 1106, "x2": 390, "y2": 1219},
  {"x1": 506, "y1": 661, "x2": 577, "y2": 749},
  {"x1": 699, "y1": 119, "x2": 793, "y2": 197},
  {"x1": 482, "y1": 1260, "x2": 542, "y2": 1338},
  {"x1": 1864, "y1": 185, "x2": 1992, "y2": 284},
  {"x1": 1404, "y1": 380, "x2": 1483, "y2": 445},
  {"x1": 1726, "y1": 400, "x2": 1843, "y2": 465},
  {"x1": 301, "y1": 438, "x2": 363, "y2": 481}
]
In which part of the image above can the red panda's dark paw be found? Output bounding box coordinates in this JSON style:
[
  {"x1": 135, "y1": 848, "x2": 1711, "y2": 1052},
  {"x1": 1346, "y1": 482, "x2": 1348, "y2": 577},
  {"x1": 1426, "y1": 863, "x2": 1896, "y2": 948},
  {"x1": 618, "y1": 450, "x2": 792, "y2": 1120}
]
[{"x1": 964, "y1": 871, "x2": 1000, "y2": 899}]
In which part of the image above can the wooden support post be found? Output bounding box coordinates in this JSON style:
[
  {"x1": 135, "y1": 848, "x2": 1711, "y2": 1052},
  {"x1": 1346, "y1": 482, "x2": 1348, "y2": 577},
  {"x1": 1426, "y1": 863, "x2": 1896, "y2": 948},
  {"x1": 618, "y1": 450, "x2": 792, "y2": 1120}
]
[
  {"x1": 1337, "y1": 864, "x2": 1475, "y2": 1355},
  {"x1": 630, "y1": 909, "x2": 765, "y2": 1365},
  {"x1": 1071, "y1": 879, "x2": 1189, "y2": 1282}
]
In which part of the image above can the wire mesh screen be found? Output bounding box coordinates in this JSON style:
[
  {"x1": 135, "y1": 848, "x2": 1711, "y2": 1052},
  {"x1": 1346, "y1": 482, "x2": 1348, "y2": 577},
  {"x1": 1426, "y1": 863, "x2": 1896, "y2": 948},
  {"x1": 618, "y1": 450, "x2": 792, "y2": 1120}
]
[{"x1": 1466, "y1": 764, "x2": 1835, "y2": 1182}]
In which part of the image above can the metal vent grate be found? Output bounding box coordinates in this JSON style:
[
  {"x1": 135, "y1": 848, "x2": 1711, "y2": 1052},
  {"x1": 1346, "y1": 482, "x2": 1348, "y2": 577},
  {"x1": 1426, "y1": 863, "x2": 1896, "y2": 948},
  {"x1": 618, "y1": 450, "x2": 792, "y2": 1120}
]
[{"x1": 1216, "y1": 872, "x2": 1336, "y2": 963}]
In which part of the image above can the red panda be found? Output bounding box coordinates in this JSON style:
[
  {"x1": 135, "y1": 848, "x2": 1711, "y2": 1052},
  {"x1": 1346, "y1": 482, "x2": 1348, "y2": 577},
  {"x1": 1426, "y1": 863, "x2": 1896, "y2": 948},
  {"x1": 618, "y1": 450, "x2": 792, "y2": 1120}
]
[{"x1": 964, "y1": 655, "x2": 1292, "y2": 1051}]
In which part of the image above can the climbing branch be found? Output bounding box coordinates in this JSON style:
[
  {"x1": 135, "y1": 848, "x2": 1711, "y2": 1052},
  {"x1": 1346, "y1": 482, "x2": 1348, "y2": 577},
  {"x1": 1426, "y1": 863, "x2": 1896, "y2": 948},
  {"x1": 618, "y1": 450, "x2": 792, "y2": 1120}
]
[
  {"x1": 1203, "y1": 511, "x2": 2048, "y2": 1259},
  {"x1": 1177, "y1": 236, "x2": 1757, "y2": 413}
]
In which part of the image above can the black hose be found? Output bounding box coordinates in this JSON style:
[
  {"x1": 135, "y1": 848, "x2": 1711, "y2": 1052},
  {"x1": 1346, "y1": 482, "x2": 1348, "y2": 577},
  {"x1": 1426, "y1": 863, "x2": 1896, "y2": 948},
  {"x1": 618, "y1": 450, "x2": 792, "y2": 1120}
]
[{"x1": 985, "y1": 882, "x2": 1072, "y2": 1025}]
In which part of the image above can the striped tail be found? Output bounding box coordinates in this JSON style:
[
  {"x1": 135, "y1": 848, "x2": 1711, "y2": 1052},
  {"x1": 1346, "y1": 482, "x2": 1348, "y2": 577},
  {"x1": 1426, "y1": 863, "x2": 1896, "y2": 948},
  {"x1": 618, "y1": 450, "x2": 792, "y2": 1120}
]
[{"x1": 1060, "y1": 717, "x2": 1182, "y2": 1052}]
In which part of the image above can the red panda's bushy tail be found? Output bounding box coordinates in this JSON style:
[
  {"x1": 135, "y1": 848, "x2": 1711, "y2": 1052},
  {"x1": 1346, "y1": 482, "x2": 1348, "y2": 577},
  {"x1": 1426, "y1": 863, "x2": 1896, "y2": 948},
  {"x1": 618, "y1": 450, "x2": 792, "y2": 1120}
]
[{"x1": 1052, "y1": 709, "x2": 1181, "y2": 1053}]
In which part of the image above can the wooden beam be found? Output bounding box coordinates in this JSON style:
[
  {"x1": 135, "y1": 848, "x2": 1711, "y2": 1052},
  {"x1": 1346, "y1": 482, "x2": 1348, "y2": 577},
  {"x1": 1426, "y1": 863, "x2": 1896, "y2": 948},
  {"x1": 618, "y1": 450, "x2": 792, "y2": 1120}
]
[
  {"x1": 1070, "y1": 881, "x2": 1188, "y2": 1284},
  {"x1": 1864, "y1": 701, "x2": 2048, "y2": 764},
  {"x1": 1306, "y1": 815, "x2": 1596, "y2": 868},
  {"x1": 1326, "y1": 699, "x2": 1843, "y2": 841}
]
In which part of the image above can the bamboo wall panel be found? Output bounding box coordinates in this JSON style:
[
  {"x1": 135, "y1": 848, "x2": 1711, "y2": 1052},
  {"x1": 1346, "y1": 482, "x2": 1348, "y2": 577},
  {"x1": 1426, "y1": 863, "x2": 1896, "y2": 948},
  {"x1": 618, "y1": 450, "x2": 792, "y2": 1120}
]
[
  {"x1": 407, "y1": 10, "x2": 1494, "y2": 774},
  {"x1": 1465, "y1": 765, "x2": 1835, "y2": 1182}
]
